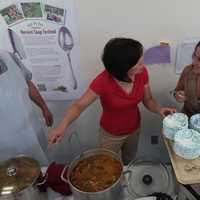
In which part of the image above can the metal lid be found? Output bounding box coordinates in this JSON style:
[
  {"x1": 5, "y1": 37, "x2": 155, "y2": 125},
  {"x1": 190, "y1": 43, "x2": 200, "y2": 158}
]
[
  {"x1": 0, "y1": 156, "x2": 40, "y2": 196},
  {"x1": 125, "y1": 159, "x2": 170, "y2": 198}
]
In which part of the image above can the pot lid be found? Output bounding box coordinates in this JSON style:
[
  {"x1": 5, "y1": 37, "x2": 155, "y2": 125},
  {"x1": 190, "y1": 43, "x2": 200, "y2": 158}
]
[
  {"x1": 125, "y1": 159, "x2": 170, "y2": 198},
  {"x1": 0, "y1": 155, "x2": 40, "y2": 196}
]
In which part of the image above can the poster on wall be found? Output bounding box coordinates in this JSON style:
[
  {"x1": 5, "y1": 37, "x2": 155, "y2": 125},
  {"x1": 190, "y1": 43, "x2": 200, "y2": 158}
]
[
  {"x1": 175, "y1": 38, "x2": 200, "y2": 74},
  {"x1": 0, "y1": 0, "x2": 84, "y2": 100}
]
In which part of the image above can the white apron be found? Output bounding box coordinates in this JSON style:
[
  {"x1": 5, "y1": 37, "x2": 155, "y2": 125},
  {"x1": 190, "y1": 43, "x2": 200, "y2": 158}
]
[{"x1": 0, "y1": 50, "x2": 49, "y2": 166}]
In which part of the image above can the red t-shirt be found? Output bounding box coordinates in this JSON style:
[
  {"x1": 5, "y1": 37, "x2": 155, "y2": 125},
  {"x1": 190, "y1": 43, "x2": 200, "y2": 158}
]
[{"x1": 90, "y1": 67, "x2": 149, "y2": 136}]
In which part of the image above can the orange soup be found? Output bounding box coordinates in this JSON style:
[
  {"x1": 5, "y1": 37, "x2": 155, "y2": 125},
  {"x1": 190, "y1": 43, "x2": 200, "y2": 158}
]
[{"x1": 70, "y1": 154, "x2": 122, "y2": 192}]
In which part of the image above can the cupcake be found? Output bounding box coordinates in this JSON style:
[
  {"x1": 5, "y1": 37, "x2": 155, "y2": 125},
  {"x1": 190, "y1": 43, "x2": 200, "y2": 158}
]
[
  {"x1": 174, "y1": 129, "x2": 200, "y2": 160},
  {"x1": 163, "y1": 113, "x2": 188, "y2": 140},
  {"x1": 190, "y1": 114, "x2": 200, "y2": 133}
]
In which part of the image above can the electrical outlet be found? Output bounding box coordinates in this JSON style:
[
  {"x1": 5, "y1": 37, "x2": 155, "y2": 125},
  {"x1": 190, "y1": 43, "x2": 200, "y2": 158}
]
[{"x1": 151, "y1": 135, "x2": 159, "y2": 145}]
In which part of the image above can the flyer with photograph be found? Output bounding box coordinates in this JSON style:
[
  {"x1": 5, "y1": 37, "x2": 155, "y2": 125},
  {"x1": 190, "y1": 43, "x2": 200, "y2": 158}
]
[
  {"x1": 0, "y1": 0, "x2": 83, "y2": 100},
  {"x1": 44, "y1": 4, "x2": 66, "y2": 24},
  {"x1": 21, "y1": 2, "x2": 43, "y2": 18},
  {"x1": 0, "y1": 4, "x2": 24, "y2": 25}
]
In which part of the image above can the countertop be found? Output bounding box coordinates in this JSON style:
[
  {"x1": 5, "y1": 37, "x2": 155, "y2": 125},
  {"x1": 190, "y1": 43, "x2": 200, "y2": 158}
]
[
  {"x1": 40, "y1": 165, "x2": 177, "y2": 200},
  {"x1": 39, "y1": 187, "x2": 129, "y2": 200},
  {"x1": 39, "y1": 167, "x2": 130, "y2": 200}
]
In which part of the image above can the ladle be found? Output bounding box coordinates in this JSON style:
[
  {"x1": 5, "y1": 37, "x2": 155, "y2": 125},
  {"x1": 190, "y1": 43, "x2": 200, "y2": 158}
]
[{"x1": 58, "y1": 26, "x2": 77, "y2": 90}]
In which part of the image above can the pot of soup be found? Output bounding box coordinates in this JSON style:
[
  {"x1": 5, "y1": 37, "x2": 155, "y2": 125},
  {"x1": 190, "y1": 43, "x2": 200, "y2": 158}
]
[
  {"x1": 0, "y1": 155, "x2": 41, "y2": 200},
  {"x1": 61, "y1": 148, "x2": 123, "y2": 200}
]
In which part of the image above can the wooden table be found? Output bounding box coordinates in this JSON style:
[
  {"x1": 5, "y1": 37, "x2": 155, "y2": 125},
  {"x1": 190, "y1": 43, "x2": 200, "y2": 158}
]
[{"x1": 163, "y1": 137, "x2": 200, "y2": 185}]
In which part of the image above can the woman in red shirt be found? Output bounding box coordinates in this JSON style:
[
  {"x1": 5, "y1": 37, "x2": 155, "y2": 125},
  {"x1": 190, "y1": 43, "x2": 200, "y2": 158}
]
[{"x1": 48, "y1": 38, "x2": 176, "y2": 164}]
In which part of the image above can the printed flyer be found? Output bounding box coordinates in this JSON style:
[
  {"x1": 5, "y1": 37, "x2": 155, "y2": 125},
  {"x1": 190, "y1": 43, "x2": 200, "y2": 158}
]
[{"x1": 0, "y1": 0, "x2": 83, "y2": 100}]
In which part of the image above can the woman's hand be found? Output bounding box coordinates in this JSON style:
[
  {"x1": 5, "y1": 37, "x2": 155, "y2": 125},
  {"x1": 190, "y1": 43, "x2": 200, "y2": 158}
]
[
  {"x1": 48, "y1": 126, "x2": 65, "y2": 145},
  {"x1": 158, "y1": 107, "x2": 176, "y2": 118},
  {"x1": 174, "y1": 90, "x2": 186, "y2": 103}
]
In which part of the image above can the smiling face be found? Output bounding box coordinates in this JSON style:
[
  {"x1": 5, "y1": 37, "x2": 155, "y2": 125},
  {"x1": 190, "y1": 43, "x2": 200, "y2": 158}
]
[
  {"x1": 127, "y1": 56, "x2": 144, "y2": 81},
  {"x1": 192, "y1": 46, "x2": 200, "y2": 70}
]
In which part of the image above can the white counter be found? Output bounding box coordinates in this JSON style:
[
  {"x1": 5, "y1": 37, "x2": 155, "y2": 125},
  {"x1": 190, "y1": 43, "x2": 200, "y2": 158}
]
[
  {"x1": 40, "y1": 165, "x2": 177, "y2": 200},
  {"x1": 40, "y1": 187, "x2": 129, "y2": 200}
]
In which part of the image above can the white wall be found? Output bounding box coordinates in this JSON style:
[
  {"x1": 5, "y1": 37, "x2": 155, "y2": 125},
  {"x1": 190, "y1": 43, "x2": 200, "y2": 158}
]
[{"x1": 47, "y1": 0, "x2": 200, "y2": 163}]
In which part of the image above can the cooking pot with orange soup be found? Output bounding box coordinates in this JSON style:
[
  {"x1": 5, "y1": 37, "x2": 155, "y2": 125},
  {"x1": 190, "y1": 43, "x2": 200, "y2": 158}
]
[{"x1": 61, "y1": 148, "x2": 123, "y2": 200}]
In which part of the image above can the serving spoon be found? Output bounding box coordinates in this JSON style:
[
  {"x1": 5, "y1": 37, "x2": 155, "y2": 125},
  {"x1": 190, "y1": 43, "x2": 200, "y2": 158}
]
[{"x1": 58, "y1": 26, "x2": 77, "y2": 90}]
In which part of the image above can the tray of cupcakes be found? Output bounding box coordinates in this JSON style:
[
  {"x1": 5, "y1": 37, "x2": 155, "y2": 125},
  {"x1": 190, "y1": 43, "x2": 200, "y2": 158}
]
[{"x1": 163, "y1": 113, "x2": 200, "y2": 184}]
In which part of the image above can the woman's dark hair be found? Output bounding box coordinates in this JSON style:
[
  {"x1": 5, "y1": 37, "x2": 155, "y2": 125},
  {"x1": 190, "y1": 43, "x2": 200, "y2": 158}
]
[
  {"x1": 194, "y1": 41, "x2": 200, "y2": 53},
  {"x1": 102, "y1": 37, "x2": 143, "y2": 82}
]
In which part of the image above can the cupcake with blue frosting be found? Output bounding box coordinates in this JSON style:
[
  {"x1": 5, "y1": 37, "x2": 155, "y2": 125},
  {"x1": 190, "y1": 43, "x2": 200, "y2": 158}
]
[
  {"x1": 163, "y1": 113, "x2": 188, "y2": 140},
  {"x1": 174, "y1": 129, "x2": 200, "y2": 160},
  {"x1": 190, "y1": 114, "x2": 200, "y2": 133}
]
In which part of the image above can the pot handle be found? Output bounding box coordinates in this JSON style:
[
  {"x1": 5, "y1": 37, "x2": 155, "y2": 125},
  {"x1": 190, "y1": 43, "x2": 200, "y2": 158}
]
[
  {"x1": 122, "y1": 170, "x2": 131, "y2": 188},
  {"x1": 61, "y1": 165, "x2": 68, "y2": 183},
  {"x1": 37, "y1": 173, "x2": 48, "y2": 186}
]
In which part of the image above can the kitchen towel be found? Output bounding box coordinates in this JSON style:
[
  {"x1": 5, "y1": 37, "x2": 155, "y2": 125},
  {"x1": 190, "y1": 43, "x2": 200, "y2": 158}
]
[{"x1": 37, "y1": 162, "x2": 72, "y2": 196}]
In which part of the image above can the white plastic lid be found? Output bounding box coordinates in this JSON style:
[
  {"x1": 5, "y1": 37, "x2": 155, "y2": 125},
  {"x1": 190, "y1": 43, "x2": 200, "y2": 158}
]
[{"x1": 125, "y1": 159, "x2": 170, "y2": 198}]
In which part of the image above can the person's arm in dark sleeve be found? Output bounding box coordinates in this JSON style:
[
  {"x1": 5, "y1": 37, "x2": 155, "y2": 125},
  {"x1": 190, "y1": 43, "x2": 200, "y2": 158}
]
[
  {"x1": 175, "y1": 69, "x2": 186, "y2": 91},
  {"x1": 27, "y1": 80, "x2": 53, "y2": 126},
  {"x1": 174, "y1": 66, "x2": 188, "y2": 103}
]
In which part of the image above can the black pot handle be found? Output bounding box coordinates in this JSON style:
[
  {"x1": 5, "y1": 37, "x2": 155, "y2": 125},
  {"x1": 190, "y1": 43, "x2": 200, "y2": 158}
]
[{"x1": 37, "y1": 173, "x2": 48, "y2": 186}]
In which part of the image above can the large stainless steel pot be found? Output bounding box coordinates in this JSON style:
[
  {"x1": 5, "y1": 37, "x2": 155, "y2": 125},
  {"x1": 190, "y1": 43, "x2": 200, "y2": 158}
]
[
  {"x1": 0, "y1": 155, "x2": 41, "y2": 200},
  {"x1": 62, "y1": 148, "x2": 123, "y2": 200}
]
